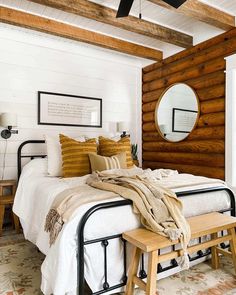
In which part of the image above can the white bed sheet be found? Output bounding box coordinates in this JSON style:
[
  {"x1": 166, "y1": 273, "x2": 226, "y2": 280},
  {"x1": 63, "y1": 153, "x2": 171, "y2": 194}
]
[{"x1": 13, "y1": 159, "x2": 234, "y2": 295}]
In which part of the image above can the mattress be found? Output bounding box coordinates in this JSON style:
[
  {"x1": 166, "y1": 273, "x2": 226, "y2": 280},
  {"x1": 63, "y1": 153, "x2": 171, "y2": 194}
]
[{"x1": 13, "y1": 158, "x2": 234, "y2": 295}]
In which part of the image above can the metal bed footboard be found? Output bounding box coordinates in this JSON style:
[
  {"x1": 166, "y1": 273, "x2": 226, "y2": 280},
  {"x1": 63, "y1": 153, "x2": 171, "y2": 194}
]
[
  {"x1": 17, "y1": 140, "x2": 236, "y2": 295},
  {"x1": 77, "y1": 187, "x2": 235, "y2": 295}
]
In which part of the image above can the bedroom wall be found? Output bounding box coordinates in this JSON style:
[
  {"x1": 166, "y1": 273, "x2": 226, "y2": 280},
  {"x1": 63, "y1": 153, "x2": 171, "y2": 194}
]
[
  {"x1": 142, "y1": 28, "x2": 236, "y2": 180},
  {"x1": 0, "y1": 23, "x2": 149, "y2": 180}
]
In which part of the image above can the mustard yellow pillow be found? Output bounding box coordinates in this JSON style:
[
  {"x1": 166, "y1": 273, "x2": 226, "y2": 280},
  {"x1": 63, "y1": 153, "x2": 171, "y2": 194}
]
[
  {"x1": 88, "y1": 152, "x2": 127, "y2": 172},
  {"x1": 98, "y1": 136, "x2": 134, "y2": 168},
  {"x1": 60, "y1": 134, "x2": 97, "y2": 177}
]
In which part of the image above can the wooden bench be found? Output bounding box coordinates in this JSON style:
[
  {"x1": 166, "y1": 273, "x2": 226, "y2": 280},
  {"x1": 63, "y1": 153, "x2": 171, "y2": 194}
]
[{"x1": 122, "y1": 212, "x2": 236, "y2": 295}]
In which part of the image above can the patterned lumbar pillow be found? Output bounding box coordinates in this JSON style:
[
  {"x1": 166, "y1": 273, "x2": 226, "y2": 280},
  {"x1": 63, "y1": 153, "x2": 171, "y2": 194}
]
[
  {"x1": 59, "y1": 134, "x2": 97, "y2": 177},
  {"x1": 88, "y1": 152, "x2": 127, "y2": 172},
  {"x1": 98, "y1": 136, "x2": 134, "y2": 168}
]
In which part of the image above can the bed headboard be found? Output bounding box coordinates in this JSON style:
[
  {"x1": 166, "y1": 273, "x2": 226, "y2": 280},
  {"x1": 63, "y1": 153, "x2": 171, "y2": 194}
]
[{"x1": 17, "y1": 140, "x2": 46, "y2": 179}]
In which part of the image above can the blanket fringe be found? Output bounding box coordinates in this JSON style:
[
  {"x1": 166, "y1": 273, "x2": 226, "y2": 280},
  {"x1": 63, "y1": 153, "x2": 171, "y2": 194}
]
[
  {"x1": 179, "y1": 251, "x2": 190, "y2": 270},
  {"x1": 45, "y1": 209, "x2": 64, "y2": 246},
  {"x1": 164, "y1": 228, "x2": 190, "y2": 269}
]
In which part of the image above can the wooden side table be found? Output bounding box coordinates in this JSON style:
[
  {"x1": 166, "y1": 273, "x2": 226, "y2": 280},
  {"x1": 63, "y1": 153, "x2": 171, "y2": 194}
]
[{"x1": 0, "y1": 180, "x2": 20, "y2": 236}]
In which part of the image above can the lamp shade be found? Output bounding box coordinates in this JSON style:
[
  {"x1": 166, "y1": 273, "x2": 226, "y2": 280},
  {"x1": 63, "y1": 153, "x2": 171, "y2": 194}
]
[
  {"x1": 117, "y1": 121, "x2": 129, "y2": 132},
  {"x1": 0, "y1": 113, "x2": 17, "y2": 127}
]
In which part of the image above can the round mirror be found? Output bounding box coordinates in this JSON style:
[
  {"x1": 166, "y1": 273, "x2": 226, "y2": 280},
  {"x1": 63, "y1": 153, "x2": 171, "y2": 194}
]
[{"x1": 155, "y1": 83, "x2": 200, "y2": 142}]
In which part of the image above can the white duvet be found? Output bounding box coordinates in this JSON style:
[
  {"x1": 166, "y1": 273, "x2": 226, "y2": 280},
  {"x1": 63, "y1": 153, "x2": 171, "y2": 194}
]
[{"x1": 13, "y1": 159, "x2": 233, "y2": 295}]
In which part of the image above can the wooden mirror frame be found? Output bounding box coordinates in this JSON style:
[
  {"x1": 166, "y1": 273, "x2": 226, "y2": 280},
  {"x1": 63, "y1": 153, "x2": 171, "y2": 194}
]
[{"x1": 155, "y1": 83, "x2": 200, "y2": 143}]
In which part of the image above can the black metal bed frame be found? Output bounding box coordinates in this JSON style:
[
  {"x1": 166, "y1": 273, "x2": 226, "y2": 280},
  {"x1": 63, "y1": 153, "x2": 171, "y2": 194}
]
[{"x1": 17, "y1": 140, "x2": 236, "y2": 295}]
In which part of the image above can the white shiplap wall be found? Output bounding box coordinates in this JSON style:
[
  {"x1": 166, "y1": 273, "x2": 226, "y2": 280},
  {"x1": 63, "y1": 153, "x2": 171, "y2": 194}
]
[{"x1": 0, "y1": 23, "x2": 149, "y2": 180}]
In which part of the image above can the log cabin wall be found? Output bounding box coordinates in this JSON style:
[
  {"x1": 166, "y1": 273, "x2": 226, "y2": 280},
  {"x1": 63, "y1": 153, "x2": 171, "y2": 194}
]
[{"x1": 142, "y1": 28, "x2": 236, "y2": 180}]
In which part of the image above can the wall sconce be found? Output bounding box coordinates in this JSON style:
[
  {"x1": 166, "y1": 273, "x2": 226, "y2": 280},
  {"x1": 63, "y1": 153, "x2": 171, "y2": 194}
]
[
  {"x1": 117, "y1": 121, "x2": 129, "y2": 138},
  {"x1": 0, "y1": 113, "x2": 18, "y2": 139}
]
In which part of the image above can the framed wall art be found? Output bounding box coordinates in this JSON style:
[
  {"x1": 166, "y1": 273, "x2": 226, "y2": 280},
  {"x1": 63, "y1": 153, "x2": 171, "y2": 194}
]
[
  {"x1": 172, "y1": 108, "x2": 198, "y2": 133},
  {"x1": 38, "y1": 91, "x2": 102, "y2": 128}
]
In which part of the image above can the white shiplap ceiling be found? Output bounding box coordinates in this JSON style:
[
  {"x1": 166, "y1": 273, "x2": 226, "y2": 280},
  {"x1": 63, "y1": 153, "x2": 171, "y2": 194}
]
[{"x1": 0, "y1": 0, "x2": 236, "y2": 58}]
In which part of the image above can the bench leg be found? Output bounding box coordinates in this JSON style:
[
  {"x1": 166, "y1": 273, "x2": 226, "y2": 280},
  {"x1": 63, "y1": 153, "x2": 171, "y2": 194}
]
[
  {"x1": 146, "y1": 250, "x2": 158, "y2": 295},
  {"x1": 125, "y1": 246, "x2": 141, "y2": 295},
  {"x1": 0, "y1": 204, "x2": 5, "y2": 237},
  {"x1": 228, "y1": 228, "x2": 236, "y2": 273},
  {"x1": 211, "y1": 232, "x2": 220, "y2": 269}
]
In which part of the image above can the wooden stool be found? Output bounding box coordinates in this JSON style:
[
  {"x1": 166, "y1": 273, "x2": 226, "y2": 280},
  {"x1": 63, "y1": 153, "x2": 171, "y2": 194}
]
[
  {"x1": 0, "y1": 180, "x2": 20, "y2": 236},
  {"x1": 123, "y1": 212, "x2": 236, "y2": 295}
]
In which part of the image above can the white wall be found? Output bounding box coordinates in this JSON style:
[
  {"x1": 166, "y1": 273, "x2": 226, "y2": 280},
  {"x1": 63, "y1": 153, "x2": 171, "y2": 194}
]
[
  {"x1": 0, "y1": 23, "x2": 148, "y2": 179},
  {"x1": 226, "y1": 55, "x2": 236, "y2": 192}
]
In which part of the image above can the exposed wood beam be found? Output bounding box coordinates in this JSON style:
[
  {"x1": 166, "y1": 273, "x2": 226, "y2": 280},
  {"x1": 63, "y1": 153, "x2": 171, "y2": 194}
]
[
  {"x1": 148, "y1": 0, "x2": 235, "y2": 31},
  {"x1": 28, "y1": 0, "x2": 193, "y2": 48},
  {"x1": 0, "y1": 6, "x2": 163, "y2": 61}
]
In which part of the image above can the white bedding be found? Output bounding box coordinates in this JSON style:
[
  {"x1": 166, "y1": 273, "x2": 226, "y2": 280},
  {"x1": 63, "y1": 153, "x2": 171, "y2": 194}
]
[{"x1": 13, "y1": 159, "x2": 234, "y2": 295}]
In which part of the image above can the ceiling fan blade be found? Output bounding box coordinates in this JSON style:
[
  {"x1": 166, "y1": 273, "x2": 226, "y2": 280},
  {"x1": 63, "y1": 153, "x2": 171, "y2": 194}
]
[
  {"x1": 162, "y1": 0, "x2": 187, "y2": 8},
  {"x1": 116, "y1": 0, "x2": 135, "y2": 18}
]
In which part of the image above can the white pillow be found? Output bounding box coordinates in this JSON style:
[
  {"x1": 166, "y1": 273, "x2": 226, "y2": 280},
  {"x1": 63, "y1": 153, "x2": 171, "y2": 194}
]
[
  {"x1": 45, "y1": 134, "x2": 86, "y2": 177},
  {"x1": 21, "y1": 158, "x2": 48, "y2": 178}
]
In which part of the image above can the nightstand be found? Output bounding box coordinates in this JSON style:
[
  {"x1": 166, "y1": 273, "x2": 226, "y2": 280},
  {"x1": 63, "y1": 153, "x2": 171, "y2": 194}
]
[{"x1": 0, "y1": 180, "x2": 20, "y2": 236}]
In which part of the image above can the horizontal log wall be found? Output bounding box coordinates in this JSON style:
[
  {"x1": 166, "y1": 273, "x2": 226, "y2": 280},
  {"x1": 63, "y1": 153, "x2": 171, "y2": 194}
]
[{"x1": 142, "y1": 28, "x2": 236, "y2": 179}]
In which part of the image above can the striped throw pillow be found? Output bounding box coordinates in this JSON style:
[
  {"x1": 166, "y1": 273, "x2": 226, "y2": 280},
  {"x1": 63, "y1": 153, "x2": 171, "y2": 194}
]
[
  {"x1": 88, "y1": 152, "x2": 127, "y2": 172},
  {"x1": 60, "y1": 134, "x2": 97, "y2": 177},
  {"x1": 98, "y1": 136, "x2": 134, "y2": 168}
]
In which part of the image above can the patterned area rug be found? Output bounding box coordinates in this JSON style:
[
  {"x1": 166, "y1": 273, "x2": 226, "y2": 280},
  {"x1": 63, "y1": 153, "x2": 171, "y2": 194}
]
[
  {"x1": 139, "y1": 258, "x2": 236, "y2": 295},
  {"x1": 0, "y1": 239, "x2": 44, "y2": 295},
  {"x1": 0, "y1": 230, "x2": 25, "y2": 248},
  {"x1": 0, "y1": 236, "x2": 236, "y2": 295}
]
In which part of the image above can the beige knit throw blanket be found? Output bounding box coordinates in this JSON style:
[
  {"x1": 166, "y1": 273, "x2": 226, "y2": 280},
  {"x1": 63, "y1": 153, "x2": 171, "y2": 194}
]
[
  {"x1": 87, "y1": 172, "x2": 191, "y2": 269},
  {"x1": 45, "y1": 184, "x2": 117, "y2": 245},
  {"x1": 45, "y1": 171, "x2": 191, "y2": 268}
]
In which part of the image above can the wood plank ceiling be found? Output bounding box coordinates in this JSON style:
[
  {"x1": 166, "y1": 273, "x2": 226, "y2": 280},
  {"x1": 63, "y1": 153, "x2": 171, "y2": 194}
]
[
  {"x1": 148, "y1": 0, "x2": 235, "y2": 30},
  {"x1": 0, "y1": 0, "x2": 235, "y2": 59},
  {"x1": 0, "y1": 6, "x2": 163, "y2": 61},
  {"x1": 28, "y1": 0, "x2": 193, "y2": 48}
]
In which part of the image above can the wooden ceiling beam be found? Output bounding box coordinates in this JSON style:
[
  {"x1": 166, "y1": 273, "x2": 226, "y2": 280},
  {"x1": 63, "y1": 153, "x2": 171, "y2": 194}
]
[
  {"x1": 28, "y1": 0, "x2": 193, "y2": 48},
  {"x1": 148, "y1": 0, "x2": 235, "y2": 31},
  {"x1": 0, "y1": 6, "x2": 163, "y2": 61}
]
